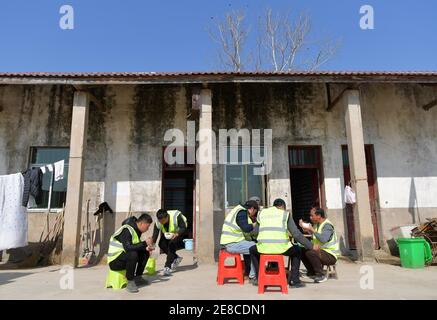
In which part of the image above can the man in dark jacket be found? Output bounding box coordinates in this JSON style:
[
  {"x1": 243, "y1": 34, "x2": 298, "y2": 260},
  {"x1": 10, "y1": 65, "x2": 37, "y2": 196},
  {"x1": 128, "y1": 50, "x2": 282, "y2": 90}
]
[
  {"x1": 151, "y1": 209, "x2": 189, "y2": 276},
  {"x1": 108, "y1": 213, "x2": 154, "y2": 293},
  {"x1": 219, "y1": 200, "x2": 259, "y2": 281}
]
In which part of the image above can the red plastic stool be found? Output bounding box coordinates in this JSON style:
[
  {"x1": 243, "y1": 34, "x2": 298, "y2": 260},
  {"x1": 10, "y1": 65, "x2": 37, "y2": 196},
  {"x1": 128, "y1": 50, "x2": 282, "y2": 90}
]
[
  {"x1": 258, "y1": 254, "x2": 288, "y2": 294},
  {"x1": 217, "y1": 250, "x2": 245, "y2": 285}
]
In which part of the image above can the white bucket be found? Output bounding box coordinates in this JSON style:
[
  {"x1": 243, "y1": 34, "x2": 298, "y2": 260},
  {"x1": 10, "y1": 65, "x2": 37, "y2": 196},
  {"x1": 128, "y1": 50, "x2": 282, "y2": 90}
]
[{"x1": 390, "y1": 225, "x2": 417, "y2": 239}]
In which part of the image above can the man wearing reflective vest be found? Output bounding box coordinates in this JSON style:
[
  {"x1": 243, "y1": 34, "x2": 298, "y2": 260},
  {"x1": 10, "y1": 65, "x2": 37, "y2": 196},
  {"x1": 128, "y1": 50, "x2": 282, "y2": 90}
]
[
  {"x1": 249, "y1": 198, "x2": 314, "y2": 288},
  {"x1": 107, "y1": 213, "x2": 154, "y2": 293},
  {"x1": 151, "y1": 209, "x2": 188, "y2": 276},
  {"x1": 220, "y1": 199, "x2": 259, "y2": 282},
  {"x1": 299, "y1": 207, "x2": 340, "y2": 283}
]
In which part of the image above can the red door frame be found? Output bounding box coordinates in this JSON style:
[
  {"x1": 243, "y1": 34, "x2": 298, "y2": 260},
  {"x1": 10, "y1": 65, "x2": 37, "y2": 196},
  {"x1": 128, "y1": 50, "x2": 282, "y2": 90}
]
[
  {"x1": 342, "y1": 144, "x2": 380, "y2": 249},
  {"x1": 161, "y1": 147, "x2": 196, "y2": 247},
  {"x1": 288, "y1": 145, "x2": 326, "y2": 210}
]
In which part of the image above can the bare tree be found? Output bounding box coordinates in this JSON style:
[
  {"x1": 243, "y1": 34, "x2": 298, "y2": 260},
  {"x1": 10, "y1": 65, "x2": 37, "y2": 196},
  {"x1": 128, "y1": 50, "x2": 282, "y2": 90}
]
[
  {"x1": 261, "y1": 9, "x2": 311, "y2": 71},
  {"x1": 208, "y1": 10, "x2": 248, "y2": 72},
  {"x1": 306, "y1": 38, "x2": 341, "y2": 71},
  {"x1": 209, "y1": 8, "x2": 340, "y2": 71}
]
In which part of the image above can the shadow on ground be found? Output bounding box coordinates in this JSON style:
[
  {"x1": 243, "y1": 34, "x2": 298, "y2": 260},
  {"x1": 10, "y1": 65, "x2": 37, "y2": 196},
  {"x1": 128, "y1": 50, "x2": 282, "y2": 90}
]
[
  {"x1": 0, "y1": 272, "x2": 32, "y2": 286},
  {"x1": 173, "y1": 262, "x2": 198, "y2": 273},
  {"x1": 143, "y1": 274, "x2": 171, "y2": 286}
]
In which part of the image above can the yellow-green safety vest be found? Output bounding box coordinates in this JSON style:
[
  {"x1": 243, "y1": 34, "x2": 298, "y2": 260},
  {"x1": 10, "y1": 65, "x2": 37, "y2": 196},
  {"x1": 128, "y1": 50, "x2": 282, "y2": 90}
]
[
  {"x1": 156, "y1": 210, "x2": 187, "y2": 234},
  {"x1": 220, "y1": 205, "x2": 252, "y2": 245},
  {"x1": 256, "y1": 206, "x2": 292, "y2": 254},
  {"x1": 312, "y1": 219, "x2": 340, "y2": 259},
  {"x1": 107, "y1": 224, "x2": 140, "y2": 264}
]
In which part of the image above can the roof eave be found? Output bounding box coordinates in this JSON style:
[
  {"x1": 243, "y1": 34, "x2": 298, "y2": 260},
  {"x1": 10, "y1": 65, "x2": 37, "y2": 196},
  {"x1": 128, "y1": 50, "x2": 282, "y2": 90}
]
[{"x1": 1, "y1": 73, "x2": 437, "y2": 85}]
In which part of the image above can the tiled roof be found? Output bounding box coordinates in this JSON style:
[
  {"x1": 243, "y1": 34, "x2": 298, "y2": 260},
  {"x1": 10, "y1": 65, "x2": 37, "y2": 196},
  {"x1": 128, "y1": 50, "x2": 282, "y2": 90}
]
[
  {"x1": 1, "y1": 71, "x2": 437, "y2": 84},
  {"x1": 0, "y1": 71, "x2": 437, "y2": 78}
]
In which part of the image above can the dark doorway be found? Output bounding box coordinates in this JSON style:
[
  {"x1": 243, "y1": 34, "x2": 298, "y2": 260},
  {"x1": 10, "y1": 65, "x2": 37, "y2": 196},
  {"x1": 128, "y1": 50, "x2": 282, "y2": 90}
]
[
  {"x1": 162, "y1": 171, "x2": 194, "y2": 237},
  {"x1": 342, "y1": 145, "x2": 380, "y2": 250},
  {"x1": 162, "y1": 147, "x2": 195, "y2": 239},
  {"x1": 289, "y1": 146, "x2": 324, "y2": 226}
]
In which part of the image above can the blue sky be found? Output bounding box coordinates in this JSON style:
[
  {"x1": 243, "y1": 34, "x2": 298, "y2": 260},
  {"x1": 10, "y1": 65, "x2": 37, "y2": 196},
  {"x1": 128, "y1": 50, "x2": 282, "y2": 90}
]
[{"x1": 0, "y1": 0, "x2": 435, "y2": 72}]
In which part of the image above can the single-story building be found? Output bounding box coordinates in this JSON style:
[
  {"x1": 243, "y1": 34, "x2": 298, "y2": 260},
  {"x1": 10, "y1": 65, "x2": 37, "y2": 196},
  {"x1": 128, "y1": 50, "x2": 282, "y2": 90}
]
[{"x1": 1, "y1": 71, "x2": 436, "y2": 266}]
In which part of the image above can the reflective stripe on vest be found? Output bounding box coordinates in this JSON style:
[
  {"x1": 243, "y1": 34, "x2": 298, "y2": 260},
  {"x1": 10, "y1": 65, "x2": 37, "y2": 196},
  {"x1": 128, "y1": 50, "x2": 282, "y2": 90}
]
[
  {"x1": 220, "y1": 205, "x2": 252, "y2": 245},
  {"x1": 312, "y1": 219, "x2": 340, "y2": 259},
  {"x1": 156, "y1": 210, "x2": 187, "y2": 234},
  {"x1": 256, "y1": 206, "x2": 292, "y2": 254},
  {"x1": 107, "y1": 224, "x2": 140, "y2": 264}
]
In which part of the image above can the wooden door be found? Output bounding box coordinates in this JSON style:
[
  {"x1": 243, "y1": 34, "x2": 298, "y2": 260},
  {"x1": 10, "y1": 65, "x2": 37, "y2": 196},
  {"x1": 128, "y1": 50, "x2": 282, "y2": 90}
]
[{"x1": 342, "y1": 145, "x2": 380, "y2": 249}]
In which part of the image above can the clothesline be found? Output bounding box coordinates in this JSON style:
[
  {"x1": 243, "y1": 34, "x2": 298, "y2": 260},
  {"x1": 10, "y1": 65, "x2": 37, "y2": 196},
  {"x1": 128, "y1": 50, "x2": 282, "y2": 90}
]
[
  {"x1": 39, "y1": 159, "x2": 65, "y2": 182},
  {"x1": 0, "y1": 160, "x2": 66, "y2": 252},
  {"x1": 39, "y1": 160, "x2": 65, "y2": 215}
]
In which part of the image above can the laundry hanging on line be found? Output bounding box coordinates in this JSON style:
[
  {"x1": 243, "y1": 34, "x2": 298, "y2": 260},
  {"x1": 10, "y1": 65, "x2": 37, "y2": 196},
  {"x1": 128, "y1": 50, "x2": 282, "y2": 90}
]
[
  {"x1": 38, "y1": 160, "x2": 65, "y2": 182},
  {"x1": 22, "y1": 167, "x2": 43, "y2": 207},
  {"x1": 0, "y1": 173, "x2": 28, "y2": 251},
  {"x1": 54, "y1": 160, "x2": 64, "y2": 182}
]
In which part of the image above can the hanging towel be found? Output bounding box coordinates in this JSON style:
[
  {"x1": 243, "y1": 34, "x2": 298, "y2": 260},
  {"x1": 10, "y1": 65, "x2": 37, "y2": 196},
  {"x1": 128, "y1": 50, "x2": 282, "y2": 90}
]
[
  {"x1": 41, "y1": 166, "x2": 46, "y2": 174},
  {"x1": 0, "y1": 173, "x2": 28, "y2": 251},
  {"x1": 54, "y1": 160, "x2": 65, "y2": 182},
  {"x1": 47, "y1": 164, "x2": 53, "y2": 172}
]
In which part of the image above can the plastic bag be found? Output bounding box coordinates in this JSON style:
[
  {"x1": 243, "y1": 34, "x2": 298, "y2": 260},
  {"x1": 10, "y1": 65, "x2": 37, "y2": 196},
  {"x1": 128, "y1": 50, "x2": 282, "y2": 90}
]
[
  {"x1": 344, "y1": 185, "x2": 356, "y2": 204},
  {"x1": 145, "y1": 257, "x2": 156, "y2": 275}
]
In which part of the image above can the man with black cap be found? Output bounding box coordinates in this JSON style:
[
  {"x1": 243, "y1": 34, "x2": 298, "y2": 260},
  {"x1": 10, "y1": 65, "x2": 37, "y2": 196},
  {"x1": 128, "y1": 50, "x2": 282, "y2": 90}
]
[
  {"x1": 249, "y1": 198, "x2": 314, "y2": 288},
  {"x1": 220, "y1": 199, "x2": 259, "y2": 281}
]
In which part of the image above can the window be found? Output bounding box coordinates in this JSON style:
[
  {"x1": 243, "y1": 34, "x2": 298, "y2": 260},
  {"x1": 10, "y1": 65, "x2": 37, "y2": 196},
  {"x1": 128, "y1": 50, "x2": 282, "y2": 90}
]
[
  {"x1": 224, "y1": 146, "x2": 266, "y2": 207},
  {"x1": 28, "y1": 147, "x2": 69, "y2": 210}
]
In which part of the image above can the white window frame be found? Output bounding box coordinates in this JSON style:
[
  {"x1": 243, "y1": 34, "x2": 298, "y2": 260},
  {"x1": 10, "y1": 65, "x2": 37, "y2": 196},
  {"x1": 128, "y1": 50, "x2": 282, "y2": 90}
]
[
  {"x1": 223, "y1": 145, "x2": 267, "y2": 209},
  {"x1": 27, "y1": 147, "x2": 69, "y2": 212}
]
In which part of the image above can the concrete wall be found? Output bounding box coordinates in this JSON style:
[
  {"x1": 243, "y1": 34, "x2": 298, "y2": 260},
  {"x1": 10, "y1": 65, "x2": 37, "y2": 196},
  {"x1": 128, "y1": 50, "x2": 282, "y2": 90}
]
[
  {"x1": 0, "y1": 84, "x2": 190, "y2": 263},
  {"x1": 1, "y1": 82, "x2": 437, "y2": 263},
  {"x1": 359, "y1": 83, "x2": 437, "y2": 253},
  {"x1": 211, "y1": 83, "x2": 350, "y2": 255},
  {"x1": 81, "y1": 84, "x2": 189, "y2": 258},
  {"x1": 210, "y1": 82, "x2": 437, "y2": 256}
]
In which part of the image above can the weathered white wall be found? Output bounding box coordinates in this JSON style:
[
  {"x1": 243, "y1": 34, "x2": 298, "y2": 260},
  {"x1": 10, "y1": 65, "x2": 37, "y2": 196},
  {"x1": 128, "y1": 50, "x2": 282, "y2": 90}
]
[
  {"x1": 361, "y1": 85, "x2": 437, "y2": 202},
  {"x1": 211, "y1": 83, "x2": 351, "y2": 253},
  {"x1": 359, "y1": 83, "x2": 437, "y2": 251},
  {"x1": 1, "y1": 82, "x2": 437, "y2": 262},
  {"x1": 0, "y1": 84, "x2": 189, "y2": 262},
  {"x1": 211, "y1": 82, "x2": 437, "y2": 256}
]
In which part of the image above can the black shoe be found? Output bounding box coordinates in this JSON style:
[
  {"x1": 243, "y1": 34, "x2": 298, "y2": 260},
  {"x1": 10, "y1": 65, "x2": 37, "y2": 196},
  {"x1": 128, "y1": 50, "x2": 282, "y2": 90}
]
[
  {"x1": 300, "y1": 272, "x2": 316, "y2": 280},
  {"x1": 289, "y1": 281, "x2": 306, "y2": 288},
  {"x1": 134, "y1": 276, "x2": 149, "y2": 286},
  {"x1": 126, "y1": 280, "x2": 139, "y2": 293},
  {"x1": 314, "y1": 274, "x2": 328, "y2": 283}
]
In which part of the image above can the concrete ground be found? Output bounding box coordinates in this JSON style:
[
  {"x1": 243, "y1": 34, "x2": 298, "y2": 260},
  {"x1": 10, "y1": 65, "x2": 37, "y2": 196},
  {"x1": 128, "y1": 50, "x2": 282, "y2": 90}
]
[{"x1": 0, "y1": 251, "x2": 436, "y2": 300}]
